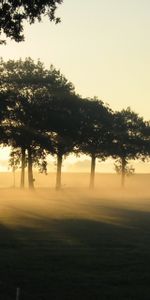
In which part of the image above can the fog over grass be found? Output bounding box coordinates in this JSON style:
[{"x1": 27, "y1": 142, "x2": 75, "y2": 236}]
[{"x1": 0, "y1": 174, "x2": 150, "y2": 299}]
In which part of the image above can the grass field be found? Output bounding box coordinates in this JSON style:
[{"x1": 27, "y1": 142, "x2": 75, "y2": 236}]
[{"x1": 0, "y1": 174, "x2": 150, "y2": 299}]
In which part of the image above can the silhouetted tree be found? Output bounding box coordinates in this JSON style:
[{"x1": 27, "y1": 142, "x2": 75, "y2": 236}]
[
  {"x1": 36, "y1": 89, "x2": 83, "y2": 190},
  {"x1": 78, "y1": 98, "x2": 113, "y2": 189},
  {"x1": 53, "y1": 99, "x2": 82, "y2": 190},
  {"x1": 112, "y1": 108, "x2": 145, "y2": 187},
  {"x1": 0, "y1": 59, "x2": 55, "y2": 188},
  {"x1": 54, "y1": 96, "x2": 83, "y2": 190},
  {"x1": 0, "y1": 0, "x2": 63, "y2": 43},
  {"x1": 0, "y1": 58, "x2": 77, "y2": 189}
]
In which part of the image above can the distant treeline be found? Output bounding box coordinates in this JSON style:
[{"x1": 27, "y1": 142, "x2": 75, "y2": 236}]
[{"x1": 0, "y1": 58, "x2": 149, "y2": 189}]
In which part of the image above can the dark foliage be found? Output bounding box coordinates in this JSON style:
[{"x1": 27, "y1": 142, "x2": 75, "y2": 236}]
[{"x1": 0, "y1": 0, "x2": 63, "y2": 43}]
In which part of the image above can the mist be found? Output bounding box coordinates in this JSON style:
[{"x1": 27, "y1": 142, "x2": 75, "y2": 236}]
[
  {"x1": 0, "y1": 172, "x2": 150, "y2": 299},
  {"x1": 0, "y1": 172, "x2": 150, "y2": 227}
]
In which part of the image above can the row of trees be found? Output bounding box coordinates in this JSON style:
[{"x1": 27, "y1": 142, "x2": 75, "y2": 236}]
[{"x1": 0, "y1": 58, "x2": 149, "y2": 189}]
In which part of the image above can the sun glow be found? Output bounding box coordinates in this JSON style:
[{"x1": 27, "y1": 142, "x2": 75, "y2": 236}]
[{"x1": 0, "y1": 148, "x2": 149, "y2": 174}]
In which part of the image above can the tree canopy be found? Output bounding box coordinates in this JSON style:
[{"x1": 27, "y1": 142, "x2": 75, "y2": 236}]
[{"x1": 0, "y1": 0, "x2": 63, "y2": 43}]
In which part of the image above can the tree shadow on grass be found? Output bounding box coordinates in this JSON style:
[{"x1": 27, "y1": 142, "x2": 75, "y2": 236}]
[{"x1": 0, "y1": 206, "x2": 150, "y2": 299}]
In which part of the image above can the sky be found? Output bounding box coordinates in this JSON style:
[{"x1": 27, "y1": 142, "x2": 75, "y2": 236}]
[{"x1": 0, "y1": 0, "x2": 150, "y2": 172}]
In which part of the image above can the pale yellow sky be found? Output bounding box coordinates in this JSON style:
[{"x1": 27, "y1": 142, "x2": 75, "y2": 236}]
[{"x1": 0, "y1": 0, "x2": 150, "y2": 172}]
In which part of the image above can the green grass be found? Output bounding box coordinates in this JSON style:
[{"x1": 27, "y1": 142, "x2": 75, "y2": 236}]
[{"x1": 0, "y1": 187, "x2": 150, "y2": 299}]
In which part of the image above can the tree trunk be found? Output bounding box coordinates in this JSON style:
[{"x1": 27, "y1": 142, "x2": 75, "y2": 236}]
[
  {"x1": 89, "y1": 154, "x2": 96, "y2": 189},
  {"x1": 121, "y1": 157, "x2": 126, "y2": 188},
  {"x1": 20, "y1": 147, "x2": 26, "y2": 189},
  {"x1": 27, "y1": 147, "x2": 34, "y2": 189},
  {"x1": 56, "y1": 153, "x2": 63, "y2": 190}
]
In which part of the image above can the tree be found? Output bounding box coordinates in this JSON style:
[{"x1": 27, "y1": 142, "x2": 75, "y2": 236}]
[
  {"x1": 114, "y1": 157, "x2": 135, "y2": 182},
  {"x1": 24, "y1": 63, "x2": 79, "y2": 190},
  {"x1": 0, "y1": 58, "x2": 54, "y2": 188},
  {"x1": 36, "y1": 89, "x2": 82, "y2": 190},
  {"x1": 8, "y1": 95, "x2": 54, "y2": 189},
  {"x1": 0, "y1": 0, "x2": 63, "y2": 44},
  {"x1": 52, "y1": 96, "x2": 82, "y2": 190},
  {"x1": 78, "y1": 98, "x2": 113, "y2": 189},
  {"x1": 0, "y1": 58, "x2": 77, "y2": 189},
  {"x1": 112, "y1": 108, "x2": 145, "y2": 187}
]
